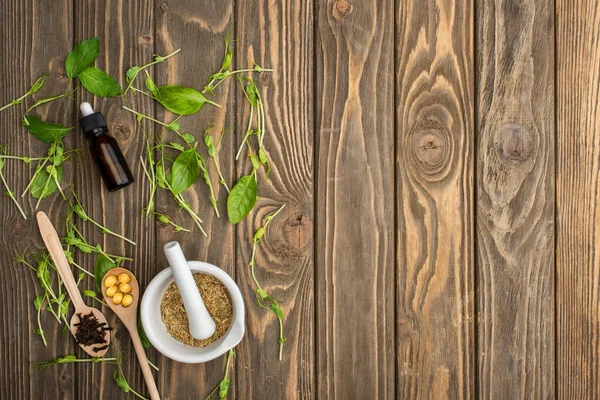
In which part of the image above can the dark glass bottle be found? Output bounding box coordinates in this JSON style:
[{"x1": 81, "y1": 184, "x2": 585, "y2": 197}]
[{"x1": 79, "y1": 103, "x2": 134, "y2": 191}]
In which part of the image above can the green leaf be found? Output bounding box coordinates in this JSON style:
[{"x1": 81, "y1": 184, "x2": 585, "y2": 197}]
[
  {"x1": 227, "y1": 174, "x2": 258, "y2": 224},
  {"x1": 182, "y1": 133, "x2": 196, "y2": 144},
  {"x1": 65, "y1": 37, "x2": 100, "y2": 79},
  {"x1": 270, "y1": 303, "x2": 284, "y2": 320},
  {"x1": 256, "y1": 288, "x2": 269, "y2": 299},
  {"x1": 155, "y1": 86, "x2": 216, "y2": 115},
  {"x1": 82, "y1": 289, "x2": 97, "y2": 298},
  {"x1": 258, "y1": 148, "x2": 268, "y2": 165},
  {"x1": 114, "y1": 370, "x2": 130, "y2": 393},
  {"x1": 168, "y1": 142, "x2": 185, "y2": 152},
  {"x1": 63, "y1": 355, "x2": 77, "y2": 361},
  {"x1": 30, "y1": 165, "x2": 63, "y2": 199},
  {"x1": 138, "y1": 315, "x2": 152, "y2": 349},
  {"x1": 29, "y1": 74, "x2": 47, "y2": 95},
  {"x1": 169, "y1": 148, "x2": 200, "y2": 194},
  {"x1": 253, "y1": 227, "x2": 265, "y2": 243},
  {"x1": 33, "y1": 296, "x2": 44, "y2": 311},
  {"x1": 145, "y1": 75, "x2": 158, "y2": 96},
  {"x1": 167, "y1": 121, "x2": 180, "y2": 131},
  {"x1": 63, "y1": 236, "x2": 83, "y2": 246},
  {"x1": 125, "y1": 66, "x2": 141, "y2": 83},
  {"x1": 204, "y1": 134, "x2": 217, "y2": 157},
  {"x1": 258, "y1": 148, "x2": 271, "y2": 177},
  {"x1": 72, "y1": 204, "x2": 88, "y2": 221},
  {"x1": 79, "y1": 67, "x2": 122, "y2": 97},
  {"x1": 94, "y1": 254, "x2": 116, "y2": 292},
  {"x1": 156, "y1": 162, "x2": 168, "y2": 189},
  {"x1": 219, "y1": 377, "x2": 231, "y2": 399},
  {"x1": 244, "y1": 83, "x2": 259, "y2": 107},
  {"x1": 250, "y1": 154, "x2": 261, "y2": 171},
  {"x1": 23, "y1": 116, "x2": 72, "y2": 143}
]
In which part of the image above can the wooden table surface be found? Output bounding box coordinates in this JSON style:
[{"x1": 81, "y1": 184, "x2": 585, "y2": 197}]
[{"x1": 0, "y1": 0, "x2": 599, "y2": 399}]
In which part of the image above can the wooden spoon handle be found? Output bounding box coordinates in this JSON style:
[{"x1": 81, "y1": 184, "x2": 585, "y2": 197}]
[
  {"x1": 128, "y1": 324, "x2": 161, "y2": 400},
  {"x1": 36, "y1": 211, "x2": 85, "y2": 309}
]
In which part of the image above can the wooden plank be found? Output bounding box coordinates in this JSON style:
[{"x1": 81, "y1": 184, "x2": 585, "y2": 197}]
[
  {"x1": 395, "y1": 0, "x2": 475, "y2": 397},
  {"x1": 316, "y1": 0, "x2": 395, "y2": 398},
  {"x1": 556, "y1": 0, "x2": 600, "y2": 397},
  {"x1": 476, "y1": 0, "x2": 555, "y2": 397},
  {"x1": 234, "y1": 0, "x2": 314, "y2": 398},
  {"x1": 73, "y1": 1, "x2": 155, "y2": 398},
  {"x1": 0, "y1": 0, "x2": 74, "y2": 398},
  {"x1": 154, "y1": 0, "x2": 236, "y2": 398}
]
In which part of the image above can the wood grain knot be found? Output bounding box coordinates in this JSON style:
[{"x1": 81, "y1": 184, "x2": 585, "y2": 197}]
[
  {"x1": 283, "y1": 212, "x2": 313, "y2": 254},
  {"x1": 158, "y1": 1, "x2": 168, "y2": 12},
  {"x1": 407, "y1": 118, "x2": 453, "y2": 181},
  {"x1": 497, "y1": 123, "x2": 535, "y2": 166},
  {"x1": 333, "y1": 0, "x2": 352, "y2": 19},
  {"x1": 397, "y1": 315, "x2": 418, "y2": 338},
  {"x1": 49, "y1": 56, "x2": 69, "y2": 80},
  {"x1": 259, "y1": 72, "x2": 271, "y2": 86},
  {"x1": 111, "y1": 122, "x2": 133, "y2": 143},
  {"x1": 59, "y1": 373, "x2": 72, "y2": 385},
  {"x1": 10, "y1": 216, "x2": 30, "y2": 238},
  {"x1": 138, "y1": 34, "x2": 154, "y2": 46}
]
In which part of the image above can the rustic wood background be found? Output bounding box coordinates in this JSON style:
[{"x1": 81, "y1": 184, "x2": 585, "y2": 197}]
[{"x1": 0, "y1": 0, "x2": 598, "y2": 398}]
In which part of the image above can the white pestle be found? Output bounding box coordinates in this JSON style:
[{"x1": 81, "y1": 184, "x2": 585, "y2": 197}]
[{"x1": 163, "y1": 241, "x2": 216, "y2": 340}]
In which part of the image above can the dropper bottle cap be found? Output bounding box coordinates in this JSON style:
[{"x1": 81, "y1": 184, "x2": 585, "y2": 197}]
[{"x1": 79, "y1": 102, "x2": 108, "y2": 139}]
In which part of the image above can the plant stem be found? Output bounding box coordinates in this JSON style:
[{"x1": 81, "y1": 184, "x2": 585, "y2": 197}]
[
  {"x1": 257, "y1": 90, "x2": 266, "y2": 146},
  {"x1": 36, "y1": 297, "x2": 47, "y2": 347},
  {"x1": 72, "y1": 262, "x2": 94, "y2": 277},
  {"x1": 122, "y1": 48, "x2": 181, "y2": 96},
  {"x1": 24, "y1": 86, "x2": 77, "y2": 116},
  {"x1": 0, "y1": 93, "x2": 28, "y2": 112},
  {"x1": 236, "y1": 107, "x2": 254, "y2": 160},
  {"x1": 87, "y1": 218, "x2": 136, "y2": 245},
  {"x1": 0, "y1": 155, "x2": 43, "y2": 162},
  {"x1": 0, "y1": 167, "x2": 27, "y2": 219},
  {"x1": 204, "y1": 68, "x2": 273, "y2": 94},
  {"x1": 22, "y1": 157, "x2": 49, "y2": 197}
]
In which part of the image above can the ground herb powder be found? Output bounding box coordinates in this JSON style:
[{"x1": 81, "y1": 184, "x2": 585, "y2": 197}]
[{"x1": 161, "y1": 273, "x2": 233, "y2": 347}]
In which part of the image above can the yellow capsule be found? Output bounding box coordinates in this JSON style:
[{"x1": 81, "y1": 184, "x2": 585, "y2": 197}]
[
  {"x1": 104, "y1": 275, "x2": 117, "y2": 288},
  {"x1": 118, "y1": 273, "x2": 131, "y2": 284},
  {"x1": 112, "y1": 292, "x2": 123, "y2": 305},
  {"x1": 106, "y1": 285, "x2": 119, "y2": 297},
  {"x1": 121, "y1": 294, "x2": 133, "y2": 307},
  {"x1": 119, "y1": 283, "x2": 132, "y2": 293}
]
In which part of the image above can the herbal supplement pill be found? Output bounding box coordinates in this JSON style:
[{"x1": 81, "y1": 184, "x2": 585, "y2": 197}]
[
  {"x1": 121, "y1": 294, "x2": 133, "y2": 307},
  {"x1": 112, "y1": 292, "x2": 123, "y2": 305},
  {"x1": 119, "y1": 283, "x2": 132, "y2": 293},
  {"x1": 104, "y1": 275, "x2": 117, "y2": 287},
  {"x1": 118, "y1": 273, "x2": 131, "y2": 284},
  {"x1": 106, "y1": 285, "x2": 119, "y2": 297}
]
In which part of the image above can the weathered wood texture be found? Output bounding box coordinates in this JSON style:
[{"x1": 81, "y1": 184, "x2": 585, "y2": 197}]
[
  {"x1": 235, "y1": 0, "x2": 315, "y2": 398},
  {"x1": 556, "y1": 0, "x2": 600, "y2": 397},
  {"x1": 396, "y1": 0, "x2": 475, "y2": 398},
  {"x1": 0, "y1": 1, "x2": 74, "y2": 399},
  {"x1": 154, "y1": 0, "x2": 236, "y2": 398},
  {"x1": 316, "y1": 0, "x2": 395, "y2": 398},
  {"x1": 72, "y1": 1, "x2": 157, "y2": 399},
  {"x1": 4, "y1": 0, "x2": 600, "y2": 399},
  {"x1": 476, "y1": 0, "x2": 555, "y2": 397}
]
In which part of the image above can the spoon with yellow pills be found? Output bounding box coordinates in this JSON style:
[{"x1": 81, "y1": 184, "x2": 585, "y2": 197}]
[{"x1": 101, "y1": 268, "x2": 160, "y2": 400}]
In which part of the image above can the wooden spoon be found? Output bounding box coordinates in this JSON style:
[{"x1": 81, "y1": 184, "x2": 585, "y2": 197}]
[
  {"x1": 36, "y1": 211, "x2": 111, "y2": 357},
  {"x1": 101, "y1": 267, "x2": 160, "y2": 400}
]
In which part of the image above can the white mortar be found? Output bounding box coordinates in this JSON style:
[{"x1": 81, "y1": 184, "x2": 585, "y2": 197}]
[{"x1": 140, "y1": 261, "x2": 245, "y2": 363}]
